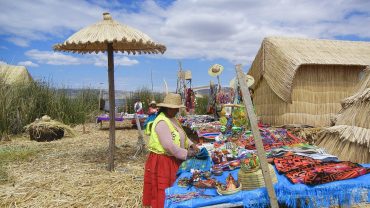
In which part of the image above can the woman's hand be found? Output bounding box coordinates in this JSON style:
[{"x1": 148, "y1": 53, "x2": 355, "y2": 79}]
[
  {"x1": 190, "y1": 144, "x2": 200, "y2": 153},
  {"x1": 186, "y1": 148, "x2": 197, "y2": 160}
]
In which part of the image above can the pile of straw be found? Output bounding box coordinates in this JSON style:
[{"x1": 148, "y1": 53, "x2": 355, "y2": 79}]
[
  {"x1": 24, "y1": 116, "x2": 76, "y2": 142},
  {"x1": 317, "y1": 68, "x2": 370, "y2": 163},
  {"x1": 0, "y1": 122, "x2": 147, "y2": 207}
]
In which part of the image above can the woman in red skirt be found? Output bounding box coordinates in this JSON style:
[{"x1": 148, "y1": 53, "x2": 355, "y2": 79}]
[{"x1": 143, "y1": 93, "x2": 198, "y2": 208}]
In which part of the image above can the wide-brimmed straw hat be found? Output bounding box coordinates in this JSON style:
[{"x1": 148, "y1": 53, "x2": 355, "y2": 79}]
[
  {"x1": 229, "y1": 74, "x2": 255, "y2": 89},
  {"x1": 157, "y1": 93, "x2": 185, "y2": 109},
  {"x1": 208, "y1": 64, "x2": 224, "y2": 77},
  {"x1": 149, "y1": 100, "x2": 156, "y2": 105}
]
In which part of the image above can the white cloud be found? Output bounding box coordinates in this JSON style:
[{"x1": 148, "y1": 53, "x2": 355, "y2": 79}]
[
  {"x1": 17, "y1": 61, "x2": 39, "y2": 67},
  {"x1": 1, "y1": 0, "x2": 369, "y2": 64},
  {"x1": 24, "y1": 49, "x2": 139, "y2": 67},
  {"x1": 6, "y1": 37, "x2": 29, "y2": 47},
  {"x1": 0, "y1": 61, "x2": 7, "y2": 65},
  {"x1": 89, "y1": 53, "x2": 139, "y2": 67},
  {"x1": 25, "y1": 49, "x2": 81, "y2": 65}
]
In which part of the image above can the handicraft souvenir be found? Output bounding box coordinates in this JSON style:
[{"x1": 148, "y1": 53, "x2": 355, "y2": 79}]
[
  {"x1": 179, "y1": 170, "x2": 219, "y2": 189},
  {"x1": 178, "y1": 178, "x2": 190, "y2": 187},
  {"x1": 211, "y1": 167, "x2": 223, "y2": 176},
  {"x1": 216, "y1": 173, "x2": 242, "y2": 195}
]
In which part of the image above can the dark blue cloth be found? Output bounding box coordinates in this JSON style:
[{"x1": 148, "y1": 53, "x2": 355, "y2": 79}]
[
  {"x1": 143, "y1": 113, "x2": 157, "y2": 129},
  {"x1": 195, "y1": 147, "x2": 209, "y2": 160}
]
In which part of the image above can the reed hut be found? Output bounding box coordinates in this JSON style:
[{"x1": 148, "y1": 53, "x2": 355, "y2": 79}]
[
  {"x1": 316, "y1": 68, "x2": 370, "y2": 163},
  {"x1": 248, "y1": 37, "x2": 370, "y2": 127},
  {"x1": 0, "y1": 63, "x2": 33, "y2": 85}
]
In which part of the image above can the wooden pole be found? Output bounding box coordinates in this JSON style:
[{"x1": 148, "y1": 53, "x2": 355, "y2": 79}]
[
  {"x1": 107, "y1": 43, "x2": 116, "y2": 171},
  {"x1": 235, "y1": 64, "x2": 279, "y2": 208}
]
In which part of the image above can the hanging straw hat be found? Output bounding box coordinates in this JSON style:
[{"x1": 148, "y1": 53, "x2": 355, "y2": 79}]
[
  {"x1": 229, "y1": 74, "x2": 255, "y2": 89},
  {"x1": 208, "y1": 64, "x2": 224, "y2": 77},
  {"x1": 157, "y1": 93, "x2": 185, "y2": 109}
]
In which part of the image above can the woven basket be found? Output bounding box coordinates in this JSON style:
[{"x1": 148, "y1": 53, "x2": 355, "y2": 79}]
[{"x1": 238, "y1": 164, "x2": 277, "y2": 190}]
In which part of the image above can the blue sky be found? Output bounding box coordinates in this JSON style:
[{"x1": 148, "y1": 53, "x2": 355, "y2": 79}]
[{"x1": 1, "y1": 0, "x2": 370, "y2": 92}]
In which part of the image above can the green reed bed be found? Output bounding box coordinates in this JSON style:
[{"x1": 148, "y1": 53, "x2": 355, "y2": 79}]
[
  {"x1": 124, "y1": 87, "x2": 165, "y2": 113},
  {"x1": 0, "y1": 78, "x2": 99, "y2": 140}
]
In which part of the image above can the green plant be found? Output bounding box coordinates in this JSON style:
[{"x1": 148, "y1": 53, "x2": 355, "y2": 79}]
[
  {"x1": 0, "y1": 78, "x2": 99, "y2": 138},
  {"x1": 125, "y1": 87, "x2": 164, "y2": 113},
  {"x1": 195, "y1": 96, "x2": 209, "y2": 115}
]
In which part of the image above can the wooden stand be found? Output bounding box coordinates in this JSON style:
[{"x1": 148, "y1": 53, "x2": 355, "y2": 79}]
[{"x1": 235, "y1": 64, "x2": 279, "y2": 208}]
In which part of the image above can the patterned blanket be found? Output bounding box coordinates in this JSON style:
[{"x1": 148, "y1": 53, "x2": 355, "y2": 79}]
[{"x1": 273, "y1": 154, "x2": 370, "y2": 185}]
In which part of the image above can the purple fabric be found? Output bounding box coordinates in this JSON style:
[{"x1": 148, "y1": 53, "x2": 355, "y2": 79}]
[{"x1": 96, "y1": 115, "x2": 124, "y2": 122}]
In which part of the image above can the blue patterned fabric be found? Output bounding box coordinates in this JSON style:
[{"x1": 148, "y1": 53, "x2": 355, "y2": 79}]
[
  {"x1": 166, "y1": 164, "x2": 370, "y2": 208},
  {"x1": 176, "y1": 148, "x2": 212, "y2": 176}
]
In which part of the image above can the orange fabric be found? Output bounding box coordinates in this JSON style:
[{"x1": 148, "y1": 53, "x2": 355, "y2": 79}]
[{"x1": 143, "y1": 153, "x2": 182, "y2": 208}]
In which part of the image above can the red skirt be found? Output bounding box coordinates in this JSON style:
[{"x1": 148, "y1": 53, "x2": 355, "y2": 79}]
[{"x1": 143, "y1": 152, "x2": 182, "y2": 208}]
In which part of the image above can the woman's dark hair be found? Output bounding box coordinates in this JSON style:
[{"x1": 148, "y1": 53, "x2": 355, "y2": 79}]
[{"x1": 157, "y1": 107, "x2": 168, "y2": 115}]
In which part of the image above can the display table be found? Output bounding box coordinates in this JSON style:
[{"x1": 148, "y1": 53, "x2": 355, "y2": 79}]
[
  {"x1": 96, "y1": 114, "x2": 124, "y2": 123},
  {"x1": 165, "y1": 165, "x2": 370, "y2": 208}
]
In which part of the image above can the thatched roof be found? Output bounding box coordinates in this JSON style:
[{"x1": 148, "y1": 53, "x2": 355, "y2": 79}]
[
  {"x1": 0, "y1": 64, "x2": 33, "y2": 85},
  {"x1": 248, "y1": 37, "x2": 370, "y2": 103}
]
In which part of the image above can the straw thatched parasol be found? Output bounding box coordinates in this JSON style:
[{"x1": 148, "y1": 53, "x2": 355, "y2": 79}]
[{"x1": 54, "y1": 12, "x2": 166, "y2": 171}]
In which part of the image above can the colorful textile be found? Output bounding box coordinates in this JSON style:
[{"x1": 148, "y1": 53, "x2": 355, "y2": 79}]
[
  {"x1": 143, "y1": 153, "x2": 182, "y2": 208},
  {"x1": 166, "y1": 164, "x2": 370, "y2": 208},
  {"x1": 268, "y1": 145, "x2": 338, "y2": 162},
  {"x1": 177, "y1": 148, "x2": 212, "y2": 176},
  {"x1": 273, "y1": 154, "x2": 370, "y2": 185},
  {"x1": 244, "y1": 128, "x2": 304, "y2": 151},
  {"x1": 167, "y1": 192, "x2": 212, "y2": 203}
]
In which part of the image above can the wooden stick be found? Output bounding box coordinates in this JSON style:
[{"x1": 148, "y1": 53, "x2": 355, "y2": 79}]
[
  {"x1": 235, "y1": 64, "x2": 279, "y2": 208},
  {"x1": 132, "y1": 113, "x2": 145, "y2": 158},
  {"x1": 107, "y1": 43, "x2": 116, "y2": 171}
]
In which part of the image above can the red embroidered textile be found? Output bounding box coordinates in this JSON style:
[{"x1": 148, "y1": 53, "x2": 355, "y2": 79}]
[
  {"x1": 143, "y1": 153, "x2": 182, "y2": 208},
  {"x1": 273, "y1": 154, "x2": 370, "y2": 185}
]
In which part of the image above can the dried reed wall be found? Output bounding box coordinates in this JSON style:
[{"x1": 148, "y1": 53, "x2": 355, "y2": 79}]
[
  {"x1": 316, "y1": 69, "x2": 370, "y2": 163},
  {"x1": 254, "y1": 65, "x2": 362, "y2": 127}
]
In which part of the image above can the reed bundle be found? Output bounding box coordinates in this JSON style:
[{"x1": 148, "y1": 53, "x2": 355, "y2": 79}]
[{"x1": 24, "y1": 117, "x2": 76, "y2": 142}]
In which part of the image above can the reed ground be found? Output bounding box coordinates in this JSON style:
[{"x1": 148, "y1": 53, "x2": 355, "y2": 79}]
[{"x1": 0, "y1": 121, "x2": 147, "y2": 207}]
